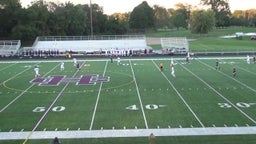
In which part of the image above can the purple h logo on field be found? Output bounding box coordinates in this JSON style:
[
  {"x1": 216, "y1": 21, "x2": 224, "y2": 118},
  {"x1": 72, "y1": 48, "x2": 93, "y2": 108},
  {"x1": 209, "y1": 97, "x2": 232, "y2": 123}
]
[{"x1": 30, "y1": 75, "x2": 110, "y2": 86}]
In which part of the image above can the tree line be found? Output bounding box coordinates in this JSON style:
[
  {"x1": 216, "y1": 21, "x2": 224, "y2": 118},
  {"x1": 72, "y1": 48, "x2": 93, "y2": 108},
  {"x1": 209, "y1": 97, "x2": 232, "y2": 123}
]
[{"x1": 0, "y1": 0, "x2": 256, "y2": 43}]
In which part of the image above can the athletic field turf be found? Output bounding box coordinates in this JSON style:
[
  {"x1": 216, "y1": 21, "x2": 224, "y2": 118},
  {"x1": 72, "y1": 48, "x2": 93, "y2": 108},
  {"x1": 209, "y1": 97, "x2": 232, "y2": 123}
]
[{"x1": 0, "y1": 57, "x2": 256, "y2": 144}]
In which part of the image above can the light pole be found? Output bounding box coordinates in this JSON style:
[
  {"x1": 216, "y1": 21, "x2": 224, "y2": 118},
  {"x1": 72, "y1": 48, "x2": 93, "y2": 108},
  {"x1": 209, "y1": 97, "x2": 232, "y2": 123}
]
[{"x1": 90, "y1": 0, "x2": 93, "y2": 38}]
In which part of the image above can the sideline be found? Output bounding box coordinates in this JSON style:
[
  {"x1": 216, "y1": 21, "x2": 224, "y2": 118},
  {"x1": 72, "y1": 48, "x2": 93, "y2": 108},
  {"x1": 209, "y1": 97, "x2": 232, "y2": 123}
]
[{"x1": 1, "y1": 127, "x2": 256, "y2": 140}]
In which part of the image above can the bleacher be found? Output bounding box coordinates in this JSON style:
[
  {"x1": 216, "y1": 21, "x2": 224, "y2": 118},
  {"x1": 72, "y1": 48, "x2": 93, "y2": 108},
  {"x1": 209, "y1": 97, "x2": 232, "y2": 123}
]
[
  {"x1": 0, "y1": 40, "x2": 21, "y2": 57},
  {"x1": 32, "y1": 35, "x2": 148, "y2": 54}
]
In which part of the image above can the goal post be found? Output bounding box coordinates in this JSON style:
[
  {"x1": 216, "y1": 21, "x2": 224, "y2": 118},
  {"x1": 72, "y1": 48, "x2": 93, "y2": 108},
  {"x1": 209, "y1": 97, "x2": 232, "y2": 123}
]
[{"x1": 161, "y1": 37, "x2": 189, "y2": 54}]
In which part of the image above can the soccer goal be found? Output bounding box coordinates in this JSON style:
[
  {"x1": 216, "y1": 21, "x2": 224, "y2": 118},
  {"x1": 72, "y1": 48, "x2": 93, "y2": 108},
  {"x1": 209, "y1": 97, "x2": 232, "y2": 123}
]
[{"x1": 161, "y1": 37, "x2": 189, "y2": 54}]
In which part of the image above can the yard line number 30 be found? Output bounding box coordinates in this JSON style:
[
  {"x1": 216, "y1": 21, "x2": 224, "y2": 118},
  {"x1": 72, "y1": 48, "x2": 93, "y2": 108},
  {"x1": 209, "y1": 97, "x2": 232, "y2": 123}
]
[{"x1": 218, "y1": 102, "x2": 256, "y2": 108}]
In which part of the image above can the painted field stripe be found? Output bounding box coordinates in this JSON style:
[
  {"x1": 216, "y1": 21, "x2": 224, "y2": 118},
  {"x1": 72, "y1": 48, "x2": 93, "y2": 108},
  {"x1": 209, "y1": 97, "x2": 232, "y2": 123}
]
[
  {"x1": 0, "y1": 63, "x2": 36, "y2": 85},
  {"x1": 236, "y1": 65, "x2": 256, "y2": 75},
  {"x1": 0, "y1": 63, "x2": 17, "y2": 72},
  {"x1": 89, "y1": 61, "x2": 108, "y2": 130},
  {"x1": 23, "y1": 62, "x2": 85, "y2": 144},
  {"x1": 129, "y1": 60, "x2": 149, "y2": 129},
  {"x1": 198, "y1": 59, "x2": 256, "y2": 94},
  {"x1": 180, "y1": 62, "x2": 256, "y2": 124},
  {"x1": 0, "y1": 56, "x2": 247, "y2": 64},
  {"x1": 152, "y1": 60, "x2": 205, "y2": 128},
  {"x1": 0, "y1": 62, "x2": 42, "y2": 112},
  {"x1": 2, "y1": 127, "x2": 256, "y2": 140}
]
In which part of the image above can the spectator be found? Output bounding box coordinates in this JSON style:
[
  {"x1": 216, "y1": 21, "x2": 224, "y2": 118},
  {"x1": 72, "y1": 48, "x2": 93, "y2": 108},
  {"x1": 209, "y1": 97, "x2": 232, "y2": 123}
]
[
  {"x1": 53, "y1": 137, "x2": 61, "y2": 144},
  {"x1": 149, "y1": 133, "x2": 156, "y2": 144}
]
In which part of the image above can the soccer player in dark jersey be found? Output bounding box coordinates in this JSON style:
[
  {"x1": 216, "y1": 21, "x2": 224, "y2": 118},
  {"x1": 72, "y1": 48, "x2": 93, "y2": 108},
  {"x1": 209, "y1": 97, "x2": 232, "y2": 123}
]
[
  {"x1": 76, "y1": 63, "x2": 80, "y2": 70},
  {"x1": 232, "y1": 67, "x2": 236, "y2": 77},
  {"x1": 216, "y1": 59, "x2": 220, "y2": 70}
]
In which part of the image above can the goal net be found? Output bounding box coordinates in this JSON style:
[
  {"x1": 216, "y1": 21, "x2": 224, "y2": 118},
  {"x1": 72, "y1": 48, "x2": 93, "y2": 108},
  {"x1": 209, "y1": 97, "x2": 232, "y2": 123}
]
[{"x1": 161, "y1": 37, "x2": 189, "y2": 54}]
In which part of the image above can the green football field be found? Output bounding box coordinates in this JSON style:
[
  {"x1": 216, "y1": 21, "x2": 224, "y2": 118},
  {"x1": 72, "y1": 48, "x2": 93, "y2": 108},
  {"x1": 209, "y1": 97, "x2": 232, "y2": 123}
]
[{"x1": 0, "y1": 56, "x2": 256, "y2": 144}]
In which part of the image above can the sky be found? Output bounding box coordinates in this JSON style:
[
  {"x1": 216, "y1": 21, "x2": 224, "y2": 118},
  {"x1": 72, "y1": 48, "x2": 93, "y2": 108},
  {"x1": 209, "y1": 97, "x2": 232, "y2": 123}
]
[{"x1": 20, "y1": 0, "x2": 255, "y2": 15}]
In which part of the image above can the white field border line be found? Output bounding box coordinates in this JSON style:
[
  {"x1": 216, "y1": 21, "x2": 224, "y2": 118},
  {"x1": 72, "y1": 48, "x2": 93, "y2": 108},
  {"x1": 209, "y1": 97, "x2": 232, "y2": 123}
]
[
  {"x1": 152, "y1": 60, "x2": 205, "y2": 128},
  {"x1": 129, "y1": 60, "x2": 149, "y2": 129},
  {"x1": 0, "y1": 63, "x2": 16, "y2": 71},
  {"x1": 197, "y1": 59, "x2": 256, "y2": 94},
  {"x1": 0, "y1": 57, "x2": 247, "y2": 64},
  {"x1": 30, "y1": 62, "x2": 85, "y2": 132},
  {"x1": 2, "y1": 126, "x2": 256, "y2": 140},
  {"x1": 179, "y1": 62, "x2": 256, "y2": 124},
  {"x1": 0, "y1": 62, "x2": 42, "y2": 112},
  {"x1": 89, "y1": 61, "x2": 108, "y2": 130}
]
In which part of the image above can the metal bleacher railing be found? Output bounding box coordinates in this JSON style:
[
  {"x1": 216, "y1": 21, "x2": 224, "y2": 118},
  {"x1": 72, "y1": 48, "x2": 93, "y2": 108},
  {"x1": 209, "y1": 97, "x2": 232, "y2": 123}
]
[
  {"x1": 32, "y1": 35, "x2": 148, "y2": 53},
  {"x1": 0, "y1": 40, "x2": 21, "y2": 56}
]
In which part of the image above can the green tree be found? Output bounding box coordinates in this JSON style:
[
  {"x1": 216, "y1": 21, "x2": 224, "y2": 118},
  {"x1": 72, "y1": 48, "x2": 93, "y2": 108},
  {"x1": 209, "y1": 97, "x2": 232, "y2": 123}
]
[
  {"x1": 153, "y1": 5, "x2": 170, "y2": 29},
  {"x1": 129, "y1": 1, "x2": 154, "y2": 30},
  {"x1": 201, "y1": 0, "x2": 231, "y2": 27},
  {"x1": 171, "y1": 3, "x2": 190, "y2": 29},
  {"x1": 190, "y1": 10, "x2": 215, "y2": 34},
  {"x1": 26, "y1": 0, "x2": 51, "y2": 36},
  {"x1": 0, "y1": 0, "x2": 22, "y2": 39},
  {"x1": 230, "y1": 10, "x2": 249, "y2": 26},
  {"x1": 63, "y1": 3, "x2": 87, "y2": 35}
]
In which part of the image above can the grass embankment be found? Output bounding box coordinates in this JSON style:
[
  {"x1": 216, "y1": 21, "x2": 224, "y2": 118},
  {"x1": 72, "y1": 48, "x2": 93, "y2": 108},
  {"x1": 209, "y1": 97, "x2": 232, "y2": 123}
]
[{"x1": 146, "y1": 27, "x2": 256, "y2": 52}]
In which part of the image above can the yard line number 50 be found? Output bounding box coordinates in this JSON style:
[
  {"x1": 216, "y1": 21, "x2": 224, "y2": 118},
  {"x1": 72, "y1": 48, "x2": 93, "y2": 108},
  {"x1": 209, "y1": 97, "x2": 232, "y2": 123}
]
[{"x1": 33, "y1": 106, "x2": 65, "y2": 112}]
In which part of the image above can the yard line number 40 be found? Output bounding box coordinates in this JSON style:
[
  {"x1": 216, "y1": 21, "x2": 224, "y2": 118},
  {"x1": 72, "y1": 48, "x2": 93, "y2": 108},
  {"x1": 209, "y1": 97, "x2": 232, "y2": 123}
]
[{"x1": 126, "y1": 104, "x2": 166, "y2": 110}]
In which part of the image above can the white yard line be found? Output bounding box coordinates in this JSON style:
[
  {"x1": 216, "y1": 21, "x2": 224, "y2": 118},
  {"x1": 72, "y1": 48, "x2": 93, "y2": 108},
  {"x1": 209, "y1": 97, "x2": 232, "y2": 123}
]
[
  {"x1": 89, "y1": 61, "x2": 108, "y2": 130},
  {"x1": 152, "y1": 60, "x2": 205, "y2": 128},
  {"x1": 197, "y1": 59, "x2": 256, "y2": 94},
  {"x1": 129, "y1": 60, "x2": 149, "y2": 129},
  {"x1": 0, "y1": 63, "x2": 16, "y2": 71},
  {"x1": 237, "y1": 66, "x2": 256, "y2": 76},
  {"x1": 1, "y1": 126, "x2": 256, "y2": 140},
  {"x1": 0, "y1": 65, "x2": 32, "y2": 86},
  {"x1": 179, "y1": 62, "x2": 256, "y2": 124},
  {"x1": 0, "y1": 62, "x2": 42, "y2": 112},
  {"x1": 23, "y1": 62, "x2": 85, "y2": 143}
]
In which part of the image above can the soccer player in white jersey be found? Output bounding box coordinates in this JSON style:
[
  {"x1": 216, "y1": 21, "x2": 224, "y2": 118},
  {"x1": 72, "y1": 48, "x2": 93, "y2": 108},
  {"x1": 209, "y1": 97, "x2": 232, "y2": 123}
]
[
  {"x1": 171, "y1": 58, "x2": 174, "y2": 65},
  {"x1": 34, "y1": 66, "x2": 40, "y2": 77},
  {"x1": 60, "y1": 62, "x2": 64, "y2": 71},
  {"x1": 170, "y1": 63, "x2": 175, "y2": 77},
  {"x1": 73, "y1": 58, "x2": 77, "y2": 66},
  {"x1": 247, "y1": 55, "x2": 250, "y2": 64},
  {"x1": 117, "y1": 56, "x2": 121, "y2": 65},
  {"x1": 186, "y1": 52, "x2": 190, "y2": 64}
]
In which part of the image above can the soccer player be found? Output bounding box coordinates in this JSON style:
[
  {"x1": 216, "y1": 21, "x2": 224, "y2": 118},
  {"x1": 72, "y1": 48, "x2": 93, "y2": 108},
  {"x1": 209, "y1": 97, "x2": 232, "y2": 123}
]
[
  {"x1": 110, "y1": 55, "x2": 113, "y2": 63},
  {"x1": 170, "y1": 63, "x2": 175, "y2": 77},
  {"x1": 160, "y1": 62, "x2": 163, "y2": 71},
  {"x1": 73, "y1": 57, "x2": 77, "y2": 66},
  {"x1": 171, "y1": 58, "x2": 174, "y2": 65},
  {"x1": 253, "y1": 55, "x2": 256, "y2": 64},
  {"x1": 34, "y1": 66, "x2": 40, "y2": 77},
  {"x1": 117, "y1": 56, "x2": 121, "y2": 65},
  {"x1": 76, "y1": 63, "x2": 80, "y2": 70},
  {"x1": 186, "y1": 52, "x2": 190, "y2": 64},
  {"x1": 232, "y1": 67, "x2": 236, "y2": 77},
  {"x1": 60, "y1": 62, "x2": 64, "y2": 71},
  {"x1": 247, "y1": 55, "x2": 250, "y2": 64},
  {"x1": 216, "y1": 59, "x2": 220, "y2": 70}
]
